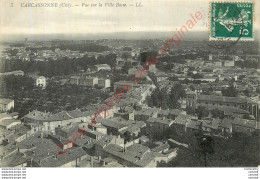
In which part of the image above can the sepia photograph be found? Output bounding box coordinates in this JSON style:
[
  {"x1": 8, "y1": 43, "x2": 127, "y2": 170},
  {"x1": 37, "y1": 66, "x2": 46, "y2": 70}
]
[{"x1": 0, "y1": 0, "x2": 259, "y2": 178}]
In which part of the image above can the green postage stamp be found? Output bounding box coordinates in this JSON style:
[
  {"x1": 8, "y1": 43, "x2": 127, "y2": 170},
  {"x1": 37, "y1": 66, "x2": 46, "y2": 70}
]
[{"x1": 210, "y1": 2, "x2": 254, "y2": 41}]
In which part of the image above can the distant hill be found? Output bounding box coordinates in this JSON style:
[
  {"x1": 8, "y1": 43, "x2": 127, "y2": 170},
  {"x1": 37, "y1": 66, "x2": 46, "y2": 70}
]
[
  {"x1": 2, "y1": 30, "x2": 259, "y2": 42},
  {"x1": 1, "y1": 31, "x2": 208, "y2": 41}
]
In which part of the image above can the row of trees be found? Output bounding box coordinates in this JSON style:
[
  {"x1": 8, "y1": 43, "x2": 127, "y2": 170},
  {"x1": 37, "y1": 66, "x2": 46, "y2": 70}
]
[
  {"x1": 26, "y1": 43, "x2": 110, "y2": 53},
  {"x1": 222, "y1": 85, "x2": 238, "y2": 97},
  {"x1": 1, "y1": 75, "x2": 111, "y2": 117},
  {"x1": 146, "y1": 83, "x2": 186, "y2": 110},
  {"x1": 235, "y1": 60, "x2": 260, "y2": 69},
  {"x1": 186, "y1": 105, "x2": 225, "y2": 119},
  {"x1": 2, "y1": 54, "x2": 117, "y2": 78}
]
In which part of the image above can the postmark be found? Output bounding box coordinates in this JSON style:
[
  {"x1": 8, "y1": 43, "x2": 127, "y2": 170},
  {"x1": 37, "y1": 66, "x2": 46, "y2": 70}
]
[{"x1": 209, "y1": 2, "x2": 253, "y2": 41}]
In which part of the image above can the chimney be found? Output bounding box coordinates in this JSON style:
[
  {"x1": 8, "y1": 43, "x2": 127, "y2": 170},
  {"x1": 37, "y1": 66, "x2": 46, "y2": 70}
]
[
  {"x1": 123, "y1": 145, "x2": 126, "y2": 153},
  {"x1": 90, "y1": 156, "x2": 94, "y2": 167}
]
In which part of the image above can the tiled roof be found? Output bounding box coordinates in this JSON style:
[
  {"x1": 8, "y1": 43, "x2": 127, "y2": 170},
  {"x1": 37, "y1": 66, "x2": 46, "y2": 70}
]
[
  {"x1": 219, "y1": 119, "x2": 233, "y2": 129},
  {"x1": 0, "y1": 98, "x2": 13, "y2": 105},
  {"x1": 200, "y1": 104, "x2": 249, "y2": 115},
  {"x1": 0, "y1": 119, "x2": 20, "y2": 127},
  {"x1": 170, "y1": 109, "x2": 182, "y2": 116},
  {"x1": 0, "y1": 113, "x2": 12, "y2": 120},
  {"x1": 137, "y1": 108, "x2": 158, "y2": 116},
  {"x1": 186, "y1": 119, "x2": 201, "y2": 130},
  {"x1": 37, "y1": 147, "x2": 87, "y2": 167},
  {"x1": 202, "y1": 118, "x2": 222, "y2": 130},
  {"x1": 151, "y1": 143, "x2": 170, "y2": 153},
  {"x1": 198, "y1": 95, "x2": 253, "y2": 104},
  {"x1": 0, "y1": 152, "x2": 27, "y2": 167},
  {"x1": 232, "y1": 118, "x2": 256, "y2": 129},
  {"x1": 103, "y1": 143, "x2": 155, "y2": 167},
  {"x1": 158, "y1": 109, "x2": 170, "y2": 116},
  {"x1": 102, "y1": 119, "x2": 127, "y2": 130}
]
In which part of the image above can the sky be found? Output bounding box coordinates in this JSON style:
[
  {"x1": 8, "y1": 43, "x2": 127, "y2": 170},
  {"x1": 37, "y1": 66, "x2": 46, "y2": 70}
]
[{"x1": 0, "y1": 0, "x2": 259, "y2": 40}]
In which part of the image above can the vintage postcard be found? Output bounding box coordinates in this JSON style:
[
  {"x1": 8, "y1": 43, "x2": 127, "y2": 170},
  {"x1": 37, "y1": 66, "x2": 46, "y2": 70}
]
[{"x1": 0, "y1": 0, "x2": 259, "y2": 177}]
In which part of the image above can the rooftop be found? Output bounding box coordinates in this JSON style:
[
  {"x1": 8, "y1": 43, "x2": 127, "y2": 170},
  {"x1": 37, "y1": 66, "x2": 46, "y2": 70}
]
[
  {"x1": 0, "y1": 98, "x2": 13, "y2": 105},
  {"x1": 198, "y1": 95, "x2": 254, "y2": 104}
]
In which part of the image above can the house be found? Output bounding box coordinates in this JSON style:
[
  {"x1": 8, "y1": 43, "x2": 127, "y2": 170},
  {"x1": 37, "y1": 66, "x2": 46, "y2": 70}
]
[
  {"x1": 190, "y1": 84, "x2": 202, "y2": 94},
  {"x1": 32, "y1": 147, "x2": 88, "y2": 167},
  {"x1": 36, "y1": 76, "x2": 47, "y2": 89},
  {"x1": 0, "y1": 98, "x2": 14, "y2": 112},
  {"x1": 55, "y1": 123, "x2": 80, "y2": 139},
  {"x1": 98, "y1": 78, "x2": 111, "y2": 88},
  {"x1": 173, "y1": 114, "x2": 194, "y2": 135},
  {"x1": 101, "y1": 119, "x2": 128, "y2": 136},
  {"x1": 0, "y1": 70, "x2": 24, "y2": 77},
  {"x1": 231, "y1": 118, "x2": 256, "y2": 136},
  {"x1": 218, "y1": 119, "x2": 233, "y2": 136},
  {"x1": 185, "y1": 119, "x2": 202, "y2": 134},
  {"x1": 82, "y1": 77, "x2": 98, "y2": 87},
  {"x1": 135, "y1": 108, "x2": 159, "y2": 121},
  {"x1": 223, "y1": 60, "x2": 235, "y2": 67},
  {"x1": 128, "y1": 67, "x2": 138, "y2": 75},
  {"x1": 202, "y1": 118, "x2": 222, "y2": 135},
  {"x1": 154, "y1": 72, "x2": 168, "y2": 82},
  {"x1": 146, "y1": 117, "x2": 174, "y2": 136},
  {"x1": 95, "y1": 143, "x2": 158, "y2": 167},
  {"x1": 85, "y1": 130, "x2": 104, "y2": 140},
  {"x1": 157, "y1": 109, "x2": 170, "y2": 118},
  {"x1": 151, "y1": 143, "x2": 170, "y2": 153},
  {"x1": 23, "y1": 110, "x2": 89, "y2": 133},
  {"x1": 0, "y1": 119, "x2": 21, "y2": 129},
  {"x1": 0, "y1": 152, "x2": 27, "y2": 167},
  {"x1": 169, "y1": 109, "x2": 183, "y2": 119},
  {"x1": 94, "y1": 64, "x2": 111, "y2": 71},
  {"x1": 0, "y1": 113, "x2": 13, "y2": 121}
]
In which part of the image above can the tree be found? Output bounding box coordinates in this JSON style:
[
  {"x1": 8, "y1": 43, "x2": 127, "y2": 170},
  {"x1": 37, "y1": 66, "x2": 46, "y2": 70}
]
[
  {"x1": 168, "y1": 76, "x2": 179, "y2": 81},
  {"x1": 186, "y1": 106, "x2": 195, "y2": 115},
  {"x1": 121, "y1": 63, "x2": 132, "y2": 74},
  {"x1": 198, "y1": 136, "x2": 215, "y2": 166},
  {"x1": 196, "y1": 106, "x2": 209, "y2": 119},
  {"x1": 168, "y1": 83, "x2": 186, "y2": 109},
  {"x1": 149, "y1": 87, "x2": 169, "y2": 109},
  {"x1": 222, "y1": 85, "x2": 238, "y2": 97},
  {"x1": 211, "y1": 108, "x2": 224, "y2": 119},
  {"x1": 243, "y1": 88, "x2": 251, "y2": 97}
]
